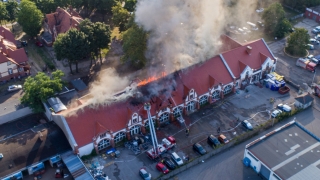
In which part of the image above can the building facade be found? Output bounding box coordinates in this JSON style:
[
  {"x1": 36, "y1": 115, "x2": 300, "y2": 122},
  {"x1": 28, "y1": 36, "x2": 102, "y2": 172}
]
[{"x1": 48, "y1": 36, "x2": 277, "y2": 156}]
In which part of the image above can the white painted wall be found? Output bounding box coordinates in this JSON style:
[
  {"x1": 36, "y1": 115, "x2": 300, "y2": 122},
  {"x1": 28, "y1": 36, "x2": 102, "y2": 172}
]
[
  {"x1": 0, "y1": 62, "x2": 17, "y2": 76},
  {"x1": 244, "y1": 149, "x2": 261, "y2": 173},
  {"x1": 79, "y1": 143, "x2": 94, "y2": 156}
]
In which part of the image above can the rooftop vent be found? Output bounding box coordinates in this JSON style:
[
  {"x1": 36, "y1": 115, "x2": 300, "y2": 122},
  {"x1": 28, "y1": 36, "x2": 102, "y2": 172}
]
[{"x1": 246, "y1": 46, "x2": 252, "y2": 54}]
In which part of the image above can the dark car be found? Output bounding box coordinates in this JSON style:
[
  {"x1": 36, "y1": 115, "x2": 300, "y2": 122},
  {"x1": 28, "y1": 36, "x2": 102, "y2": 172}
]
[
  {"x1": 207, "y1": 135, "x2": 220, "y2": 148},
  {"x1": 35, "y1": 41, "x2": 43, "y2": 47},
  {"x1": 241, "y1": 120, "x2": 253, "y2": 130},
  {"x1": 193, "y1": 143, "x2": 207, "y2": 155},
  {"x1": 162, "y1": 157, "x2": 176, "y2": 170}
]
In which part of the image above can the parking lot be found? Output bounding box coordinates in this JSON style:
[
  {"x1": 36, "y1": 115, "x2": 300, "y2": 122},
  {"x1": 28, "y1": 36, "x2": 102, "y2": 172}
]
[{"x1": 84, "y1": 84, "x2": 299, "y2": 180}]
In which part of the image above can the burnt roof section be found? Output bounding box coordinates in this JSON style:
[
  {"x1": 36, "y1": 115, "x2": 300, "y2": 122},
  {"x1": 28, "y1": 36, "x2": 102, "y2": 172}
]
[{"x1": 246, "y1": 121, "x2": 320, "y2": 180}]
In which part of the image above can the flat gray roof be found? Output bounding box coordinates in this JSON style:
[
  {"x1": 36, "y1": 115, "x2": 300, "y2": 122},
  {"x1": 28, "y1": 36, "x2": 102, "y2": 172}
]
[{"x1": 247, "y1": 121, "x2": 320, "y2": 180}]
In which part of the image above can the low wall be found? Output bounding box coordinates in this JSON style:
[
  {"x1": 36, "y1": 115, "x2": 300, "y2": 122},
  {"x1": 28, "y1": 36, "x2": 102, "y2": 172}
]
[{"x1": 0, "y1": 107, "x2": 33, "y2": 124}]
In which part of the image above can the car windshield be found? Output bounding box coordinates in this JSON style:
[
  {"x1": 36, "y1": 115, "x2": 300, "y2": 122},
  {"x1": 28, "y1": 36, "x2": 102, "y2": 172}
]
[
  {"x1": 176, "y1": 158, "x2": 181, "y2": 161},
  {"x1": 162, "y1": 166, "x2": 167, "y2": 171},
  {"x1": 214, "y1": 139, "x2": 219, "y2": 144},
  {"x1": 142, "y1": 172, "x2": 148, "y2": 178}
]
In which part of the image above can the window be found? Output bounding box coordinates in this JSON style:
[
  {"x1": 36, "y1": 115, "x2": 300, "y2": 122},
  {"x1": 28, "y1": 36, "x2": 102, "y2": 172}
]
[
  {"x1": 159, "y1": 113, "x2": 169, "y2": 123},
  {"x1": 7, "y1": 61, "x2": 11, "y2": 66},
  {"x1": 8, "y1": 68, "x2": 13, "y2": 75},
  {"x1": 212, "y1": 90, "x2": 220, "y2": 100},
  {"x1": 189, "y1": 89, "x2": 194, "y2": 100},
  {"x1": 246, "y1": 71, "x2": 249, "y2": 76},
  {"x1": 235, "y1": 81, "x2": 239, "y2": 87},
  {"x1": 100, "y1": 133, "x2": 106, "y2": 139},
  {"x1": 186, "y1": 101, "x2": 195, "y2": 112},
  {"x1": 98, "y1": 139, "x2": 110, "y2": 150},
  {"x1": 199, "y1": 96, "x2": 208, "y2": 106},
  {"x1": 132, "y1": 118, "x2": 138, "y2": 124},
  {"x1": 223, "y1": 85, "x2": 232, "y2": 95},
  {"x1": 173, "y1": 106, "x2": 183, "y2": 117},
  {"x1": 145, "y1": 118, "x2": 155, "y2": 127},
  {"x1": 130, "y1": 125, "x2": 140, "y2": 135},
  {"x1": 266, "y1": 62, "x2": 269, "y2": 68},
  {"x1": 18, "y1": 67, "x2": 24, "y2": 72},
  {"x1": 114, "y1": 132, "x2": 126, "y2": 143}
]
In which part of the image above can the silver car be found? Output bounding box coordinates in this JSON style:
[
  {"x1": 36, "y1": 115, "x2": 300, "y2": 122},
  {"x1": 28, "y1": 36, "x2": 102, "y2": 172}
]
[
  {"x1": 7, "y1": 85, "x2": 22, "y2": 92},
  {"x1": 139, "y1": 168, "x2": 151, "y2": 180}
]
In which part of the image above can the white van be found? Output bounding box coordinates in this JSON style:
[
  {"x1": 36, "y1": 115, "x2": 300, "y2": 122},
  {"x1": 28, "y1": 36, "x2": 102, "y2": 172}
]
[
  {"x1": 171, "y1": 152, "x2": 183, "y2": 166},
  {"x1": 247, "y1": 22, "x2": 258, "y2": 31}
]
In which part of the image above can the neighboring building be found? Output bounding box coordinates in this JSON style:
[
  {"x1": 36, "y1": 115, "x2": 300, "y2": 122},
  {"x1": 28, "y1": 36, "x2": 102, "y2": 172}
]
[
  {"x1": 305, "y1": 7, "x2": 320, "y2": 22},
  {"x1": 0, "y1": 26, "x2": 30, "y2": 83},
  {"x1": 243, "y1": 121, "x2": 320, "y2": 180},
  {"x1": 42, "y1": 6, "x2": 83, "y2": 46},
  {"x1": 294, "y1": 94, "x2": 314, "y2": 109},
  {"x1": 45, "y1": 35, "x2": 277, "y2": 156}
]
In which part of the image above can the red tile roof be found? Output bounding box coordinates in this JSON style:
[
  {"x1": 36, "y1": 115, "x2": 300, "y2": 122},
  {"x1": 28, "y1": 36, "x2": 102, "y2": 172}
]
[
  {"x1": 219, "y1": 34, "x2": 242, "y2": 52},
  {"x1": 222, "y1": 39, "x2": 274, "y2": 78},
  {"x1": 65, "y1": 37, "x2": 273, "y2": 147},
  {"x1": 45, "y1": 7, "x2": 83, "y2": 36},
  {"x1": 0, "y1": 26, "x2": 15, "y2": 44},
  {"x1": 8, "y1": 48, "x2": 28, "y2": 64}
]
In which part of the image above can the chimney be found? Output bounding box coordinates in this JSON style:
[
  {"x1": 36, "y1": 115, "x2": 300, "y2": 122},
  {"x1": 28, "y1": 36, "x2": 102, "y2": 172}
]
[{"x1": 246, "y1": 46, "x2": 252, "y2": 54}]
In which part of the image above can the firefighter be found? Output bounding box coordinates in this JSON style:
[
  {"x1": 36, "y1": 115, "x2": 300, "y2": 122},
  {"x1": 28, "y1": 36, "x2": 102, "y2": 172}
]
[{"x1": 186, "y1": 128, "x2": 190, "y2": 137}]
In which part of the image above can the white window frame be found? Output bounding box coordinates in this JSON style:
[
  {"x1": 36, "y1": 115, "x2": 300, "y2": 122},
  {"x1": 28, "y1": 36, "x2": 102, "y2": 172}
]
[
  {"x1": 114, "y1": 132, "x2": 126, "y2": 143},
  {"x1": 8, "y1": 68, "x2": 13, "y2": 75},
  {"x1": 18, "y1": 67, "x2": 24, "y2": 72},
  {"x1": 173, "y1": 106, "x2": 183, "y2": 117},
  {"x1": 159, "y1": 113, "x2": 169, "y2": 123},
  {"x1": 130, "y1": 125, "x2": 140, "y2": 135},
  {"x1": 212, "y1": 90, "x2": 220, "y2": 100},
  {"x1": 223, "y1": 85, "x2": 232, "y2": 95},
  {"x1": 189, "y1": 89, "x2": 194, "y2": 100},
  {"x1": 186, "y1": 101, "x2": 195, "y2": 112},
  {"x1": 199, "y1": 96, "x2": 208, "y2": 106},
  {"x1": 98, "y1": 139, "x2": 110, "y2": 150}
]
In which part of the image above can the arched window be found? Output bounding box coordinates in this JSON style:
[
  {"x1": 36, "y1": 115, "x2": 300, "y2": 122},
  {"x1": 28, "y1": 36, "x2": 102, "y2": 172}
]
[
  {"x1": 246, "y1": 71, "x2": 249, "y2": 76},
  {"x1": 98, "y1": 139, "x2": 110, "y2": 150},
  {"x1": 114, "y1": 132, "x2": 126, "y2": 143},
  {"x1": 173, "y1": 106, "x2": 183, "y2": 117},
  {"x1": 144, "y1": 118, "x2": 155, "y2": 127},
  {"x1": 266, "y1": 62, "x2": 269, "y2": 68},
  {"x1": 130, "y1": 125, "x2": 140, "y2": 135},
  {"x1": 223, "y1": 85, "x2": 232, "y2": 95},
  {"x1": 235, "y1": 81, "x2": 239, "y2": 87},
  {"x1": 199, "y1": 96, "x2": 208, "y2": 106},
  {"x1": 212, "y1": 90, "x2": 220, "y2": 100},
  {"x1": 186, "y1": 101, "x2": 195, "y2": 112},
  {"x1": 132, "y1": 113, "x2": 138, "y2": 124},
  {"x1": 189, "y1": 89, "x2": 194, "y2": 99},
  {"x1": 159, "y1": 113, "x2": 169, "y2": 123}
]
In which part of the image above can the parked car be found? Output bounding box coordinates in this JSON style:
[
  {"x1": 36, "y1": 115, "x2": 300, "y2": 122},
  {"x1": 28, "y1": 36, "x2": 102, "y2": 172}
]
[
  {"x1": 315, "y1": 34, "x2": 320, "y2": 40},
  {"x1": 271, "y1": 109, "x2": 282, "y2": 118},
  {"x1": 308, "y1": 55, "x2": 320, "y2": 64},
  {"x1": 162, "y1": 157, "x2": 176, "y2": 170},
  {"x1": 193, "y1": 143, "x2": 207, "y2": 155},
  {"x1": 35, "y1": 41, "x2": 43, "y2": 47},
  {"x1": 218, "y1": 134, "x2": 229, "y2": 144},
  {"x1": 312, "y1": 26, "x2": 320, "y2": 34},
  {"x1": 207, "y1": 135, "x2": 220, "y2": 148},
  {"x1": 156, "y1": 162, "x2": 169, "y2": 174},
  {"x1": 256, "y1": 8, "x2": 264, "y2": 13},
  {"x1": 139, "y1": 168, "x2": 151, "y2": 180},
  {"x1": 7, "y1": 85, "x2": 22, "y2": 92},
  {"x1": 277, "y1": 104, "x2": 292, "y2": 112},
  {"x1": 171, "y1": 152, "x2": 183, "y2": 166},
  {"x1": 310, "y1": 38, "x2": 317, "y2": 43},
  {"x1": 307, "y1": 44, "x2": 315, "y2": 50},
  {"x1": 242, "y1": 120, "x2": 253, "y2": 130}
]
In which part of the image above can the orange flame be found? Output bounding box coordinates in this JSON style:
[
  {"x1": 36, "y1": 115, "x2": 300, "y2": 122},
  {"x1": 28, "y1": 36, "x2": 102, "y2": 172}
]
[{"x1": 137, "y1": 72, "x2": 167, "y2": 86}]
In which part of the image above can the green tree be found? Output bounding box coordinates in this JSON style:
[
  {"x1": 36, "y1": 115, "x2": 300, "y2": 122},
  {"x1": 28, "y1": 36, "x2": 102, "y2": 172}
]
[
  {"x1": 21, "y1": 70, "x2": 64, "y2": 113},
  {"x1": 285, "y1": 28, "x2": 310, "y2": 56},
  {"x1": 124, "y1": 0, "x2": 136, "y2": 12},
  {"x1": 31, "y1": 0, "x2": 56, "y2": 14},
  {"x1": 262, "y1": 2, "x2": 285, "y2": 35},
  {"x1": 122, "y1": 23, "x2": 147, "y2": 68},
  {"x1": 92, "y1": 22, "x2": 111, "y2": 64},
  {"x1": 0, "y1": 2, "x2": 9, "y2": 25},
  {"x1": 112, "y1": 2, "x2": 130, "y2": 28},
  {"x1": 17, "y1": 0, "x2": 43, "y2": 37},
  {"x1": 275, "y1": 19, "x2": 292, "y2": 38},
  {"x1": 5, "y1": 0, "x2": 19, "y2": 22},
  {"x1": 79, "y1": 19, "x2": 97, "y2": 66},
  {"x1": 54, "y1": 29, "x2": 90, "y2": 74}
]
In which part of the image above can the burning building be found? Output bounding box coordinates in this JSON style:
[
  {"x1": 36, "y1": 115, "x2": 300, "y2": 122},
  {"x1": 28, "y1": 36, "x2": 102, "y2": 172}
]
[{"x1": 45, "y1": 35, "x2": 276, "y2": 156}]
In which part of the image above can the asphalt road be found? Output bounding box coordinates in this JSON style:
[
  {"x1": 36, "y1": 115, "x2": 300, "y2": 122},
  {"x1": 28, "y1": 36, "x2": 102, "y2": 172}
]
[
  {"x1": 174, "y1": 107, "x2": 320, "y2": 180},
  {"x1": 0, "y1": 90, "x2": 24, "y2": 116}
]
